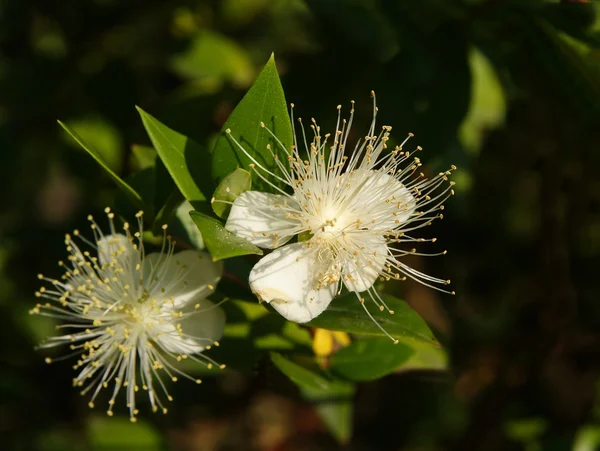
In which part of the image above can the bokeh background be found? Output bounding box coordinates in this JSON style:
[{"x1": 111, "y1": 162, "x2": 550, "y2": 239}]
[{"x1": 2, "y1": 0, "x2": 600, "y2": 450}]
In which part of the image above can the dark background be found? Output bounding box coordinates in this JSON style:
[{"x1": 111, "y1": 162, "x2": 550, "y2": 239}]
[{"x1": 1, "y1": 0, "x2": 600, "y2": 449}]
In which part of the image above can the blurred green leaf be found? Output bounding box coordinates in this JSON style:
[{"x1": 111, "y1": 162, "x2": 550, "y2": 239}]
[
  {"x1": 31, "y1": 14, "x2": 67, "y2": 60},
  {"x1": 137, "y1": 107, "x2": 213, "y2": 202},
  {"x1": 542, "y1": 1, "x2": 598, "y2": 46},
  {"x1": 253, "y1": 315, "x2": 313, "y2": 350},
  {"x1": 58, "y1": 120, "x2": 145, "y2": 211},
  {"x1": 505, "y1": 417, "x2": 547, "y2": 448},
  {"x1": 306, "y1": 385, "x2": 354, "y2": 445},
  {"x1": 189, "y1": 210, "x2": 262, "y2": 261},
  {"x1": 212, "y1": 168, "x2": 252, "y2": 218},
  {"x1": 271, "y1": 353, "x2": 355, "y2": 443},
  {"x1": 207, "y1": 300, "x2": 311, "y2": 372},
  {"x1": 170, "y1": 30, "x2": 254, "y2": 87},
  {"x1": 130, "y1": 144, "x2": 156, "y2": 171},
  {"x1": 221, "y1": 0, "x2": 270, "y2": 28},
  {"x1": 172, "y1": 201, "x2": 205, "y2": 249},
  {"x1": 306, "y1": 0, "x2": 399, "y2": 62},
  {"x1": 211, "y1": 54, "x2": 293, "y2": 191},
  {"x1": 459, "y1": 47, "x2": 506, "y2": 155},
  {"x1": 88, "y1": 416, "x2": 162, "y2": 451},
  {"x1": 36, "y1": 428, "x2": 83, "y2": 451},
  {"x1": 63, "y1": 117, "x2": 122, "y2": 172},
  {"x1": 516, "y1": 18, "x2": 600, "y2": 120},
  {"x1": 574, "y1": 424, "x2": 600, "y2": 451},
  {"x1": 307, "y1": 293, "x2": 441, "y2": 347}
]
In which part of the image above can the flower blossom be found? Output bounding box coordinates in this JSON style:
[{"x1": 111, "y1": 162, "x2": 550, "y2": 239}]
[
  {"x1": 223, "y1": 93, "x2": 455, "y2": 341},
  {"x1": 31, "y1": 208, "x2": 225, "y2": 421}
]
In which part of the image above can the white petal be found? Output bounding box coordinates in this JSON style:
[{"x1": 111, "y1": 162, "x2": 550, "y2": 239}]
[
  {"x1": 370, "y1": 172, "x2": 416, "y2": 228},
  {"x1": 225, "y1": 191, "x2": 301, "y2": 249},
  {"x1": 97, "y1": 233, "x2": 136, "y2": 267},
  {"x1": 249, "y1": 243, "x2": 337, "y2": 323},
  {"x1": 342, "y1": 238, "x2": 389, "y2": 293},
  {"x1": 155, "y1": 300, "x2": 225, "y2": 354},
  {"x1": 345, "y1": 171, "x2": 416, "y2": 230},
  {"x1": 143, "y1": 250, "x2": 222, "y2": 309}
]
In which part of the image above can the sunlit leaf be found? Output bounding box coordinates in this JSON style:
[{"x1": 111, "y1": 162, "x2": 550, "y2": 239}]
[
  {"x1": 329, "y1": 337, "x2": 414, "y2": 381},
  {"x1": 329, "y1": 336, "x2": 447, "y2": 381},
  {"x1": 212, "y1": 54, "x2": 292, "y2": 192},
  {"x1": 307, "y1": 293, "x2": 440, "y2": 347}
]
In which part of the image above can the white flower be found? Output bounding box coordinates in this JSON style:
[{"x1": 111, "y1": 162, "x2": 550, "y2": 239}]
[
  {"x1": 223, "y1": 92, "x2": 455, "y2": 341},
  {"x1": 31, "y1": 208, "x2": 225, "y2": 421}
]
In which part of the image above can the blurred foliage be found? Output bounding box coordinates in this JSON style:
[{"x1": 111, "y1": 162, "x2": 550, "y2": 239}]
[{"x1": 1, "y1": 0, "x2": 600, "y2": 450}]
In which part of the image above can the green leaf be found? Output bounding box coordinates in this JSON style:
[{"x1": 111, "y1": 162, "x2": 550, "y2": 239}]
[
  {"x1": 189, "y1": 210, "x2": 262, "y2": 261},
  {"x1": 57, "y1": 120, "x2": 144, "y2": 210},
  {"x1": 329, "y1": 336, "x2": 447, "y2": 381},
  {"x1": 306, "y1": 386, "x2": 354, "y2": 444},
  {"x1": 211, "y1": 54, "x2": 293, "y2": 191},
  {"x1": 136, "y1": 107, "x2": 213, "y2": 202},
  {"x1": 399, "y1": 338, "x2": 448, "y2": 372},
  {"x1": 88, "y1": 416, "x2": 162, "y2": 451},
  {"x1": 211, "y1": 168, "x2": 252, "y2": 218},
  {"x1": 307, "y1": 293, "x2": 440, "y2": 347},
  {"x1": 271, "y1": 352, "x2": 331, "y2": 391},
  {"x1": 271, "y1": 353, "x2": 355, "y2": 443},
  {"x1": 330, "y1": 337, "x2": 414, "y2": 381}
]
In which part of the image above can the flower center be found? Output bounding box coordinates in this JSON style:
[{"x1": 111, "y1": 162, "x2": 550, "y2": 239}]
[{"x1": 314, "y1": 204, "x2": 352, "y2": 240}]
